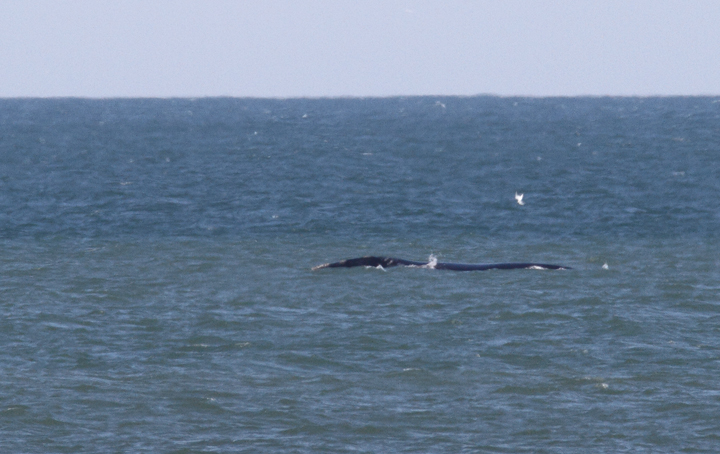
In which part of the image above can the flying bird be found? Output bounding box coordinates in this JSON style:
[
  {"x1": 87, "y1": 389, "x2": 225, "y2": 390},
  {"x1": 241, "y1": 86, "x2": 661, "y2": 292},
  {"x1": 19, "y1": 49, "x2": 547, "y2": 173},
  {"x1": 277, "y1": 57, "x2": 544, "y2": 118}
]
[{"x1": 515, "y1": 192, "x2": 525, "y2": 205}]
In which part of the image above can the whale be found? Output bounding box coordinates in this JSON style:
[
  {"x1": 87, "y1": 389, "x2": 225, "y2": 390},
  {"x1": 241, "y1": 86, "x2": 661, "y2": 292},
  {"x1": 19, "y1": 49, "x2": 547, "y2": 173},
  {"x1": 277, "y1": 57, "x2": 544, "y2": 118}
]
[{"x1": 312, "y1": 256, "x2": 570, "y2": 271}]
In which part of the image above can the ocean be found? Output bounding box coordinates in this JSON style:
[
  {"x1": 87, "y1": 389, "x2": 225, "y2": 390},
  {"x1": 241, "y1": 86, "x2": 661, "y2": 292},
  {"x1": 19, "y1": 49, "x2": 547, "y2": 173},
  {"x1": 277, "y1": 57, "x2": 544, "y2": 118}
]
[{"x1": 1, "y1": 97, "x2": 719, "y2": 452}]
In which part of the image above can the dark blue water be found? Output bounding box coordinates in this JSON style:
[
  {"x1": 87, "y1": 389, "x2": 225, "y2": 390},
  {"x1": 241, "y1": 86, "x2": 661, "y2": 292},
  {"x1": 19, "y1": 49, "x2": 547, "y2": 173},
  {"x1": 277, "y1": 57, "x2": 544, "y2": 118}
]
[{"x1": 1, "y1": 97, "x2": 719, "y2": 452}]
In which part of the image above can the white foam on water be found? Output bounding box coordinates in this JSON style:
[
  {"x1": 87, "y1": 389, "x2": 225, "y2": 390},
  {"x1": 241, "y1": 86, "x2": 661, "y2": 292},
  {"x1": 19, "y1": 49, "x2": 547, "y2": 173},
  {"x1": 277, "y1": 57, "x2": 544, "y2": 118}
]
[{"x1": 424, "y1": 254, "x2": 438, "y2": 269}]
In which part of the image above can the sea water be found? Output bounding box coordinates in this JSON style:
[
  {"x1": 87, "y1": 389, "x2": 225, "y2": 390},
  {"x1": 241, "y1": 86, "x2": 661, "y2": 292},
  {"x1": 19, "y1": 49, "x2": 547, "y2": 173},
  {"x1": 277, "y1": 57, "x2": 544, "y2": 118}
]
[{"x1": 1, "y1": 97, "x2": 719, "y2": 452}]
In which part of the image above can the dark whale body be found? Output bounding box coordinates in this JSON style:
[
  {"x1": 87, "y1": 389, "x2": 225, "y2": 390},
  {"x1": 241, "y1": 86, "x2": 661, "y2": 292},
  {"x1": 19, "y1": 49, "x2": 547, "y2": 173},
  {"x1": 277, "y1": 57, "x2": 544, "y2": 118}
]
[{"x1": 312, "y1": 256, "x2": 571, "y2": 271}]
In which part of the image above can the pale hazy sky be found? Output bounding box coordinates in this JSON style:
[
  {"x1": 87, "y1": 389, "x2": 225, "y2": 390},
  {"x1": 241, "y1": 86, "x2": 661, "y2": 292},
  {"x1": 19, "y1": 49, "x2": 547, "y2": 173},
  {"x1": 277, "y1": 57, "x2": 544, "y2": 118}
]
[{"x1": 2, "y1": 0, "x2": 720, "y2": 98}]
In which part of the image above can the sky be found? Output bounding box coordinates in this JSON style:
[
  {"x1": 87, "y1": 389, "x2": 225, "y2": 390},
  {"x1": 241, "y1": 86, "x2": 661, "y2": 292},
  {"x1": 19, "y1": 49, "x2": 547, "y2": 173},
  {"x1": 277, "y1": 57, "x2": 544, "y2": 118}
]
[{"x1": 2, "y1": 0, "x2": 720, "y2": 98}]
